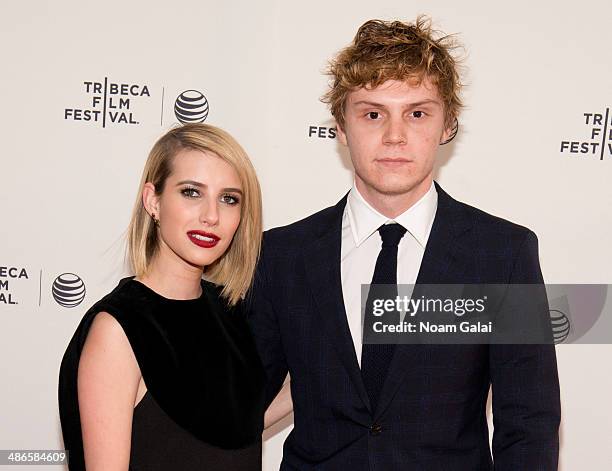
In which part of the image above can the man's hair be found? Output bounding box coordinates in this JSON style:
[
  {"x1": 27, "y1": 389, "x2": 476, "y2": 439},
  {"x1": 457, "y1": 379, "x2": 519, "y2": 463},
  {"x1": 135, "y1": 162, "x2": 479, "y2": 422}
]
[{"x1": 322, "y1": 16, "x2": 463, "y2": 131}]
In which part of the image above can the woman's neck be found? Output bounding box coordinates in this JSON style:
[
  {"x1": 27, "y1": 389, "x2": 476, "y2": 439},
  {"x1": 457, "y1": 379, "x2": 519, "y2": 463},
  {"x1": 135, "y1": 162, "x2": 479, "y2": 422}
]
[{"x1": 136, "y1": 250, "x2": 204, "y2": 300}]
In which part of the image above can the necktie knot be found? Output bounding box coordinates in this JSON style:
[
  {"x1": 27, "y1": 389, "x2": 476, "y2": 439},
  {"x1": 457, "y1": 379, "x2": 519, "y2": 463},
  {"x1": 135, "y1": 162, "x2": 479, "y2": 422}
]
[{"x1": 378, "y1": 223, "x2": 407, "y2": 248}]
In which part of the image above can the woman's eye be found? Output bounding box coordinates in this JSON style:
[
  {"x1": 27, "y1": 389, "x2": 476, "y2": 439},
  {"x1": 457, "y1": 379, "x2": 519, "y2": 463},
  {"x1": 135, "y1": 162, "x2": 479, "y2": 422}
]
[
  {"x1": 221, "y1": 194, "x2": 240, "y2": 205},
  {"x1": 367, "y1": 111, "x2": 380, "y2": 120},
  {"x1": 412, "y1": 110, "x2": 424, "y2": 118},
  {"x1": 181, "y1": 188, "x2": 199, "y2": 198}
]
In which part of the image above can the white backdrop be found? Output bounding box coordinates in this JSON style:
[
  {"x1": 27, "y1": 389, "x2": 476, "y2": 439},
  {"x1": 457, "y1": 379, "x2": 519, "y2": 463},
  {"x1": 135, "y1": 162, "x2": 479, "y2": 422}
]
[{"x1": 1, "y1": 1, "x2": 611, "y2": 469}]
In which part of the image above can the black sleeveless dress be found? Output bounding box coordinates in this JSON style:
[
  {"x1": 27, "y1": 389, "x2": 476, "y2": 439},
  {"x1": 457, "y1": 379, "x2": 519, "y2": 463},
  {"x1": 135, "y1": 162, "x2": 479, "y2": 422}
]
[{"x1": 58, "y1": 277, "x2": 266, "y2": 471}]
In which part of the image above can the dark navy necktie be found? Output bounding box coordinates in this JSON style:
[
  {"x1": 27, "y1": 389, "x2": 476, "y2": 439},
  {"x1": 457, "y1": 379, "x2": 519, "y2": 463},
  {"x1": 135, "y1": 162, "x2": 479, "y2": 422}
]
[{"x1": 361, "y1": 223, "x2": 407, "y2": 411}]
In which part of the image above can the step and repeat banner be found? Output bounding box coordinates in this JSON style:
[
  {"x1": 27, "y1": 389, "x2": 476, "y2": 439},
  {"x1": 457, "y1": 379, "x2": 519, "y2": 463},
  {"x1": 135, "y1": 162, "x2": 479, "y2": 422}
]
[{"x1": 1, "y1": 1, "x2": 611, "y2": 469}]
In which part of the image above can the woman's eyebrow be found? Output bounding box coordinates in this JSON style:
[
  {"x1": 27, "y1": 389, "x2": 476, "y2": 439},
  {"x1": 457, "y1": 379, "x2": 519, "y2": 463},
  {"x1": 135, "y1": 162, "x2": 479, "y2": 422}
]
[{"x1": 176, "y1": 180, "x2": 243, "y2": 195}]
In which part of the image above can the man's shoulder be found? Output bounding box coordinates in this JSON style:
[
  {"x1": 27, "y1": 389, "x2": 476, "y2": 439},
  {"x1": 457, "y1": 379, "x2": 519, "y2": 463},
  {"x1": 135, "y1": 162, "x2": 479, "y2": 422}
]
[
  {"x1": 263, "y1": 196, "x2": 346, "y2": 248},
  {"x1": 444, "y1": 190, "x2": 536, "y2": 245},
  {"x1": 461, "y1": 199, "x2": 531, "y2": 232},
  {"x1": 261, "y1": 186, "x2": 538, "y2": 252}
]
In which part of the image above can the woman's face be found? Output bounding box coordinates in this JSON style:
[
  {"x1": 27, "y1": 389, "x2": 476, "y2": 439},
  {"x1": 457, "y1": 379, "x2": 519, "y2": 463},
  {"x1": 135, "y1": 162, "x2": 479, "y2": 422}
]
[{"x1": 146, "y1": 148, "x2": 243, "y2": 271}]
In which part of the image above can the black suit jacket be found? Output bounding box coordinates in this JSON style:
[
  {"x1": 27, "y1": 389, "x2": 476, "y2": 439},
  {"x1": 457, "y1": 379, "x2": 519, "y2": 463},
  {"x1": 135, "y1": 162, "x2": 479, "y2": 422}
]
[{"x1": 248, "y1": 183, "x2": 560, "y2": 470}]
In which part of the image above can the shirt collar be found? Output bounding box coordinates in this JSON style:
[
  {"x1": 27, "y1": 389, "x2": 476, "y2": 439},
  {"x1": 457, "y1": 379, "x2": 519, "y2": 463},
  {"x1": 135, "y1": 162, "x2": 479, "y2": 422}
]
[{"x1": 346, "y1": 181, "x2": 438, "y2": 248}]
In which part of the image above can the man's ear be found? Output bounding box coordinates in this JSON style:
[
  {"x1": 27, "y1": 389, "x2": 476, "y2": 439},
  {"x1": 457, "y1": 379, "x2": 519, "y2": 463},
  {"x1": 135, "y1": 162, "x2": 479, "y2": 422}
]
[
  {"x1": 336, "y1": 122, "x2": 348, "y2": 146},
  {"x1": 142, "y1": 182, "x2": 160, "y2": 217},
  {"x1": 440, "y1": 117, "x2": 458, "y2": 145}
]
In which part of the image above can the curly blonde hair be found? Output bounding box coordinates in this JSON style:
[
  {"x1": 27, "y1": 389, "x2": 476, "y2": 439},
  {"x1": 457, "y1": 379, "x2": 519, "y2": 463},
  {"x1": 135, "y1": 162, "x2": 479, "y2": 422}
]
[{"x1": 322, "y1": 16, "x2": 463, "y2": 130}]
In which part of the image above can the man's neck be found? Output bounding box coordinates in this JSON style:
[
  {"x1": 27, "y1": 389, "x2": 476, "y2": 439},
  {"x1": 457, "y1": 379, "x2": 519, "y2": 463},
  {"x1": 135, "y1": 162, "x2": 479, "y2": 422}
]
[{"x1": 355, "y1": 178, "x2": 433, "y2": 219}]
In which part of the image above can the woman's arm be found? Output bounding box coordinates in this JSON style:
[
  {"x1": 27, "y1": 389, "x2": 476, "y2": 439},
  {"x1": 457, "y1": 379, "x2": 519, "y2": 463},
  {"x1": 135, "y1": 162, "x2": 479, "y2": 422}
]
[
  {"x1": 77, "y1": 312, "x2": 141, "y2": 471},
  {"x1": 264, "y1": 376, "x2": 293, "y2": 429}
]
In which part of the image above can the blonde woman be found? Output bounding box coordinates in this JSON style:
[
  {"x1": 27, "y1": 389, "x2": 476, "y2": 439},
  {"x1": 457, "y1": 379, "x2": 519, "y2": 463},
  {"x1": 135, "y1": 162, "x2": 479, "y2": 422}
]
[{"x1": 58, "y1": 124, "x2": 287, "y2": 470}]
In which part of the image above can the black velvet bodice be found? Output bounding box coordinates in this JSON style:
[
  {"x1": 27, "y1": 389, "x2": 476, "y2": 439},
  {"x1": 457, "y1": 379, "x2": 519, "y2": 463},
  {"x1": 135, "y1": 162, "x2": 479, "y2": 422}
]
[{"x1": 58, "y1": 277, "x2": 266, "y2": 470}]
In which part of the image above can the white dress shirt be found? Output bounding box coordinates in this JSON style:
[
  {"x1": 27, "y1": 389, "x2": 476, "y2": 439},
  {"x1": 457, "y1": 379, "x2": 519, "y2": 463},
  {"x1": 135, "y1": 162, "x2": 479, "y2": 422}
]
[{"x1": 340, "y1": 181, "x2": 438, "y2": 367}]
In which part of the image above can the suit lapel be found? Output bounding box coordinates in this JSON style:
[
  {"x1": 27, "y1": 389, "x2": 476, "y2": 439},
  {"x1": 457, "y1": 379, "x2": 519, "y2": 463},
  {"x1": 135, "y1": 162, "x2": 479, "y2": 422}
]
[
  {"x1": 302, "y1": 195, "x2": 373, "y2": 413},
  {"x1": 374, "y1": 183, "x2": 473, "y2": 418}
]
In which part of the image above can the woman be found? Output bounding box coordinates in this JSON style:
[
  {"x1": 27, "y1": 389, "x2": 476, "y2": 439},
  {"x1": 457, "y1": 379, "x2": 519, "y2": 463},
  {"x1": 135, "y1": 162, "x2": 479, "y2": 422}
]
[{"x1": 58, "y1": 123, "x2": 284, "y2": 470}]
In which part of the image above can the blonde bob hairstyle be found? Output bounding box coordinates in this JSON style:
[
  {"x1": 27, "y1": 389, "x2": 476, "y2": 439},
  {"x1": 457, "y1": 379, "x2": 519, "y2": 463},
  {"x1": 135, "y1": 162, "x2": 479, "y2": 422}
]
[{"x1": 127, "y1": 123, "x2": 262, "y2": 306}]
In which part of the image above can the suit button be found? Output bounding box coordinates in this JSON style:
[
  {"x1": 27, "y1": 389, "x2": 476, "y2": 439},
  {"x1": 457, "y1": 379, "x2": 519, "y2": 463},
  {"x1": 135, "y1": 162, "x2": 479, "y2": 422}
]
[{"x1": 370, "y1": 423, "x2": 382, "y2": 436}]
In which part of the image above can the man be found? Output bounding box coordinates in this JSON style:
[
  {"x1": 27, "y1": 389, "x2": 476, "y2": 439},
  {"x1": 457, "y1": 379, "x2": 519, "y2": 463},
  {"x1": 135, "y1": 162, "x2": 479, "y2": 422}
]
[{"x1": 249, "y1": 17, "x2": 560, "y2": 470}]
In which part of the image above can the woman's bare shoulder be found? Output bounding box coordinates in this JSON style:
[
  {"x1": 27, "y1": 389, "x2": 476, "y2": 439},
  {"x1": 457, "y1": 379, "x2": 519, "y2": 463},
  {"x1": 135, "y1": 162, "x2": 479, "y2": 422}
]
[{"x1": 78, "y1": 311, "x2": 141, "y2": 385}]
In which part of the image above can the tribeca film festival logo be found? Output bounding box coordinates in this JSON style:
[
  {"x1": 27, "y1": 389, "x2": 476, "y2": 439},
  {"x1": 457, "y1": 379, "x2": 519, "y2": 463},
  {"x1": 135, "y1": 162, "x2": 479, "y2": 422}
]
[
  {"x1": 560, "y1": 108, "x2": 611, "y2": 160},
  {"x1": 64, "y1": 78, "x2": 152, "y2": 128},
  {"x1": 52, "y1": 273, "x2": 86, "y2": 308},
  {"x1": 0, "y1": 266, "x2": 28, "y2": 305},
  {"x1": 308, "y1": 125, "x2": 337, "y2": 139},
  {"x1": 0, "y1": 268, "x2": 86, "y2": 308},
  {"x1": 174, "y1": 90, "x2": 209, "y2": 124}
]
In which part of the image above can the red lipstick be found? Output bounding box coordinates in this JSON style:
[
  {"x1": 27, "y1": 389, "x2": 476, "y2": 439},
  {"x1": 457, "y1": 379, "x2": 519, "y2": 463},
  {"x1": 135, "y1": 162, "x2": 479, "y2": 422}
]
[{"x1": 187, "y1": 230, "x2": 220, "y2": 248}]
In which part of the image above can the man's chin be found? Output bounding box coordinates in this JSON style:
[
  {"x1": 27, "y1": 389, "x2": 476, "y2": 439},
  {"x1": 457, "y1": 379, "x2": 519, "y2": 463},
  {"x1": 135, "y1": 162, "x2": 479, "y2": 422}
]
[{"x1": 369, "y1": 178, "x2": 430, "y2": 197}]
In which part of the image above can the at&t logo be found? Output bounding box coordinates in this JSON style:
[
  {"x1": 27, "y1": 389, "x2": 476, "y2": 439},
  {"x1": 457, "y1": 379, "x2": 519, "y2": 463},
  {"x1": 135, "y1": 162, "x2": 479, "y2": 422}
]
[
  {"x1": 52, "y1": 273, "x2": 86, "y2": 308},
  {"x1": 550, "y1": 310, "x2": 570, "y2": 344},
  {"x1": 174, "y1": 90, "x2": 209, "y2": 124}
]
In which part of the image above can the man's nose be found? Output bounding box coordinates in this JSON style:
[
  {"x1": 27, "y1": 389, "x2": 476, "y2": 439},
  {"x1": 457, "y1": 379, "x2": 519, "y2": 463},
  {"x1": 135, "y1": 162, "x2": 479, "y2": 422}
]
[{"x1": 383, "y1": 116, "x2": 407, "y2": 145}]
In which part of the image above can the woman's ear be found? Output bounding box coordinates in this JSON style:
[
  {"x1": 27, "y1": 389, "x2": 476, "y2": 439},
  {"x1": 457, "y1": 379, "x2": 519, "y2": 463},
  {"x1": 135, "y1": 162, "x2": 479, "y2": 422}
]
[{"x1": 142, "y1": 183, "x2": 160, "y2": 219}]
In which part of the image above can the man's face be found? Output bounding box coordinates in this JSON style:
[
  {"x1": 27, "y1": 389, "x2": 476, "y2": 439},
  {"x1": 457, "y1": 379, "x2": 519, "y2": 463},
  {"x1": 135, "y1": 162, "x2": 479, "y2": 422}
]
[{"x1": 337, "y1": 78, "x2": 450, "y2": 209}]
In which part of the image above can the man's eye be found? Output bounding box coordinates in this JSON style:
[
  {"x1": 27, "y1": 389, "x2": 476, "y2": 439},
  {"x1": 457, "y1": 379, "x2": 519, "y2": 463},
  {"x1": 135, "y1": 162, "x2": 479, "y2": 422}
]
[
  {"x1": 181, "y1": 188, "x2": 199, "y2": 198},
  {"x1": 412, "y1": 110, "x2": 424, "y2": 118},
  {"x1": 367, "y1": 111, "x2": 380, "y2": 120}
]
